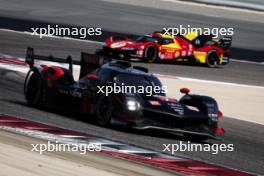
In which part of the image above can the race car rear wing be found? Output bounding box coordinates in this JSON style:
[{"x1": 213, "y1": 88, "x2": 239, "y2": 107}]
[
  {"x1": 25, "y1": 47, "x2": 108, "y2": 79},
  {"x1": 26, "y1": 47, "x2": 75, "y2": 73},
  {"x1": 79, "y1": 52, "x2": 109, "y2": 79}
]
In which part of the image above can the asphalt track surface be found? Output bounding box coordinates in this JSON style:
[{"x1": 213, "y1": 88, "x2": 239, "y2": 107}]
[
  {"x1": 0, "y1": 64, "x2": 264, "y2": 175},
  {"x1": 0, "y1": 0, "x2": 264, "y2": 175},
  {"x1": 0, "y1": 30, "x2": 264, "y2": 87},
  {"x1": 0, "y1": 30, "x2": 264, "y2": 175}
]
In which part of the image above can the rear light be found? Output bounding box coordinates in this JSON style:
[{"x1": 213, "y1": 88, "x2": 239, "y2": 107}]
[
  {"x1": 215, "y1": 128, "x2": 225, "y2": 134},
  {"x1": 86, "y1": 73, "x2": 98, "y2": 81},
  {"x1": 218, "y1": 111, "x2": 223, "y2": 119},
  {"x1": 174, "y1": 51, "x2": 180, "y2": 58}
]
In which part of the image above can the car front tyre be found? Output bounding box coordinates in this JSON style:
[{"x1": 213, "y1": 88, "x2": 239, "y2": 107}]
[
  {"x1": 206, "y1": 51, "x2": 219, "y2": 68},
  {"x1": 144, "y1": 45, "x2": 158, "y2": 63},
  {"x1": 95, "y1": 95, "x2": 113, "y2": 126}
]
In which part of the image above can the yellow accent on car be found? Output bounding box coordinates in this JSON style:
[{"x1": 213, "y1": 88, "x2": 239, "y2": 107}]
[
  {"x1": 193, "y1": 51, "x2": 207, "y2": 63},
  {"x1": 160, "y1": 33, "x2": 173, "y2": 38},
  {"x1": 160, "y1": 43, "x2": 181, "y2": 50},
  {"x1": 183, "y1": 31, "x2": 199, "y2": 41},
  {"x1": 174, "y1": 51, "x2": 180, "y2": 58},
  {"x1": 212, "y1": 38, "x2": 219, "y2": 42},
  {"x1": 159, "y1": 34, "x2": 182, "y2": 49},
  {"x1": 219, "y1": 54, "x2": 223, "y2": 64}
]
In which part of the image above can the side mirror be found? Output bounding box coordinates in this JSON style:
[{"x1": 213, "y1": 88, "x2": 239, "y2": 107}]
[
  {"x1": 87, "y1": 73, "x2": 98, "y2": 81},
  {"x1": 180, "y1": 88, "x2": 190, "y2": 94}
]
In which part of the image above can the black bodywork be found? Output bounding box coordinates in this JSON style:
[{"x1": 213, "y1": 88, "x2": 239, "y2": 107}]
[{"x1": 24, "y1": 47, "x2": 224, "y2": 140}]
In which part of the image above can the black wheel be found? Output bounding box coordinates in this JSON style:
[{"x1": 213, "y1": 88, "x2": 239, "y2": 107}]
[
  {"x1": 24, "y1": 71, "x2": 47, "y2": 107},
  {"x1": 206, "y1": 51, "x2": 219, "y2": 68},
  {"x1": 95, "y1": 95, "x2": 113, "y2": 126},
  {"x1": 95, "y1": 49, "x2": 105, "y2": 56},
  {"x1": 184, "y1": 134, "x2": 208, "y2": 141},
  {"x1": 144, "y1": 45, "x2": 158, "y2": 63}
]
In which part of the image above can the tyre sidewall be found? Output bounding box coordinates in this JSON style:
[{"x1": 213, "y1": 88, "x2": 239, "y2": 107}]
[
  {"x1": 25, "y1": 71, "x2": 42, "y2": 106},
  {"x1": 25, "y1": 71, "x2": 47, "y2": 107},
  {"x1": 206, "y1": 50, "x2": 219, "y2": 68},
  {"x1": 95, "y1": 95, "x2": 113, "y2": 126},
  {"x1": 144, "y1": 45, "x2": 158, "y2": 63}
]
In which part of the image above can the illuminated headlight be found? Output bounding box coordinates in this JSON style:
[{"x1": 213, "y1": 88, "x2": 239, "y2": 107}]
[
  {"x1": 127, "y1": 100, "x2": 141, "y2": 111},
  {"x1": 209, "y1": 113, "x2": 218, "y2": 122},
  {"x1": 111, "y1": 42, "x2": 126, "y2": 48},
  {"x1": 159, "y1": 53, "x2": 164, "y2": 59},
  {"x1": 137, "y1": 50, "x2": 143, "y2": 56}
]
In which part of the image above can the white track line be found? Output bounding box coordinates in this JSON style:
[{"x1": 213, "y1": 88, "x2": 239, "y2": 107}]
[
  {"x1": 1, "y1": 59, "x2": 263, "y2": 89},
  {"x1": 0, "y1": 63, "x2": 29, "y2": 73},
  {"x1": 156, "y1": 74, "x2": 264, "y2": 89},
  {"x1": 0, "y1": 28, "x2": 104, "y2": 45},
  {"x1": 230, "y1": 58, "x2": 264, "y2": 65},
  {"x1": 162, "y1": 0, "x2": 264, "y2": 14}
]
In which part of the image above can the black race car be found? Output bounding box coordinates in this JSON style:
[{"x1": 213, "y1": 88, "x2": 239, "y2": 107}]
[{"x1": 24, "y1": 47, "x2": 225, "y2": 140}]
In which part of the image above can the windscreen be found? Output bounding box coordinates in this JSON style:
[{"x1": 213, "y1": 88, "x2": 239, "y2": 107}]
[
  {"x1": 115, "y1": 73, "x2": 165, "y2": 96},
  {"x1": 135, "y1": 36, "x2": 160, "y2": 43}
]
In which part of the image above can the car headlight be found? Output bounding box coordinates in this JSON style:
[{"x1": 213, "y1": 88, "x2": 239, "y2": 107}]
[
  {"x1": 127, "y1": 100, "x2": 141, "y2": 111},
  {"x1": 122, "y1": 47, "x2": 135, "y2": 51},
  {"x1": 111, "y1": 42, "x2": 126, "y2": 48}
]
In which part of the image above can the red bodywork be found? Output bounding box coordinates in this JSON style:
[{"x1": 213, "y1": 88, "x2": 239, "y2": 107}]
[
  {"x1": 105, "y1": 34, "x2": 159, "y2": 58},
  {"x1": 104, "y1": 32, "x2": 230, "y2": 65}
]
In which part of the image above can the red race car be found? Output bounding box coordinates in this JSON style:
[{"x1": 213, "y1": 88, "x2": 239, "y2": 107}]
[{"x1": 101, "y1": 31, "x2": 232, "y2": 67}]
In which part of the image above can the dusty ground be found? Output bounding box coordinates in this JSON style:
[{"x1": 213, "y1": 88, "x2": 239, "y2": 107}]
[
  {"x1": 0, "y1": 130, "x2": 179, "y2": 176},
  {"x1": 160, "y1": 77, "x2": 264, "y2": 125}
]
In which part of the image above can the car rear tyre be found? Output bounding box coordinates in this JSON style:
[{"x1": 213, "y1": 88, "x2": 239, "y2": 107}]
[
  {"x1": 144, "y1": 45, "x2": 158, "y2": 63},
  {"x1": 95, "y1": 95, "x2": 113, "y2": 126},
  {"x1": 95, "y1": 49, "x2": 106, "y2": 56},
  {"x1": 24, "y1": 71, "x2": 47, "y2": 107},
  {"x1": 206, "y1": 51, "x2": 219, "y2": 68}
]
